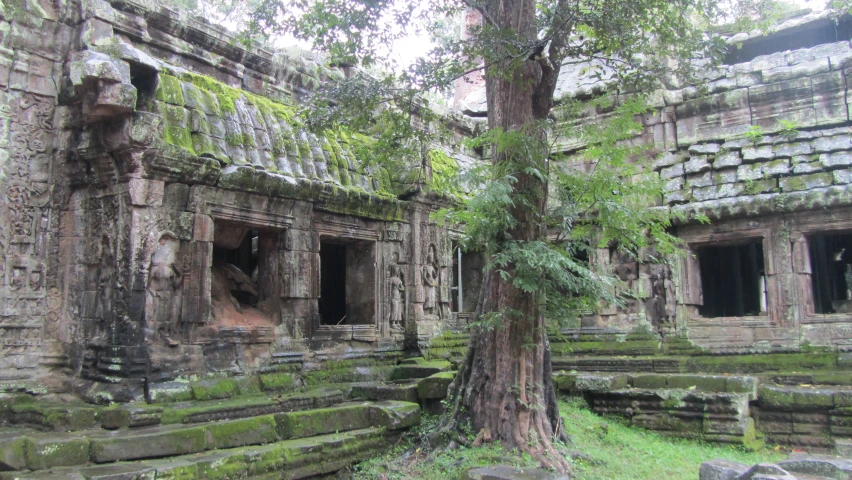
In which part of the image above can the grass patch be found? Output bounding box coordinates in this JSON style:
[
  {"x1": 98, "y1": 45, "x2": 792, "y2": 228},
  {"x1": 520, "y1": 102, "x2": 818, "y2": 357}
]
[
  {"x1": 352, "y1": 413, "x2": 538, "y2": 479},
  {"x1": 561, "y1": 398, "x2": 784, "y2": 480},
  {"x1": 353, "y1": 398, "x2": 784, "y2": 480}
]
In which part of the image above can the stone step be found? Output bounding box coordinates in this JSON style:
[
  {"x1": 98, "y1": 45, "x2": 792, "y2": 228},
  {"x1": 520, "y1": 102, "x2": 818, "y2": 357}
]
[
  {"x1": 556, "y1": 372, "x2": 757, "y2": 397},
  {"x1": 553, "y1": 352, "x2": 839, "y2": 375},
  {"x1": 389, "y1": 359, "x2": 452, "y2": 380},
  {"x1": 350, "y1": 371, "x2": 456, "y2": 404},
  {"x1": 160, "y1": 386, "x2": 345, "y2": 425},
  {"x1": 0, "y1": 400, "x2": 420, "y2": 473},
  {"x1": 2, "y1": 426, "x2": 398, "y2": 480},
  {"x1": 764, "y1": 372, "x2": 852, "y2": 387},
  {"x1": 758, "y1": 383, "x2": 852, "y2": 410},
  {"x1": 2, "y1": 386, "x2": 349, "y2": 433}
]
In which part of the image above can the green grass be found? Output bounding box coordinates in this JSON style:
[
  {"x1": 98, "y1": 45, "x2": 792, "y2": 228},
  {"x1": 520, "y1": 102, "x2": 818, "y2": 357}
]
[
  {"x1": 563, "y1": 398, "x2": 783, "y2": 480},
  {"x1": 353, "y1": 398, "x2": 784, "y2": 480}
]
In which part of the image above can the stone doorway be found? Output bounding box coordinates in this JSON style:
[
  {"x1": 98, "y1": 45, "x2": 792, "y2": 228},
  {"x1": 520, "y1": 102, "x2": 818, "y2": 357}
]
[{"x1": 318, "y1": 238, "x2": 377, "y2": 326}]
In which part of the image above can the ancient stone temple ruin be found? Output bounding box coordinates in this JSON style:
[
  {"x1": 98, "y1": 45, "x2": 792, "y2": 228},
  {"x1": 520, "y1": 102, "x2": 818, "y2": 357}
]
[
  {"x1": 0, "y1": 0, "x2": 484, "y2": 475},
  {"x1": 0, "y1": 0, "x2": 488, "y2": 394},
  {"x1": 5, "y1": 0, "x2": 852, "y2": 476},
  {"x1": 485, "y1": 8, "x2": 852, "y2": 454}
]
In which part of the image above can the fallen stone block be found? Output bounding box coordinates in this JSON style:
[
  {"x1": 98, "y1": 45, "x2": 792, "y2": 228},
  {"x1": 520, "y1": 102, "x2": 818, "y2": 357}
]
[
  {"x1": 736, "y1": 463, "x2": 794, "y2": 480},
  {"x1": 777, "y1": 454, "x2": 852, "y2": 479},
  {"x1": 417, "y1": 371, "x2": 455, "y2": 399},
  {"x1": 368, "y1": 401, "x2": 421, "y2": 430},
  {"x1": 462, "y1": 464, "x2": 570, "y2": 479},
  {"x1": 699, "y1": 459, "x2": 749, "y2": 480}
]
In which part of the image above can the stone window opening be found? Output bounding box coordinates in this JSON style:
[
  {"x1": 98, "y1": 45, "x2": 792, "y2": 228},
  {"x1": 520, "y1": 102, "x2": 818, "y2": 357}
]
[
  {"x1": 450, "y1": 242, "x2": 484, "y2": 314},
  {"x1": 129, "y1": 63, "x2": 158, "y2": 108},
  {"x1": 808, "y1": 232, "x2": 852, "y2": 314},
  {"x1": 318, "y1": 238, "x2": 376, "y2": 326},
  {"x1": 697, "y1": 241, "x2": 768, "y2": 318},
  {"x1": 213, "y1": 230, "x2": 259, "y2": 308},
  {"x1": 210, "y1": 224, "x2": 279, "y2": 328}
]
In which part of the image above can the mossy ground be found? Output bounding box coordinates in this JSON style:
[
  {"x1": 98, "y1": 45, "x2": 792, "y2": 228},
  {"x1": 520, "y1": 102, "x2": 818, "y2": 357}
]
[{"x1": 352, "y1": 399, "x2": 784, "y2": 480}]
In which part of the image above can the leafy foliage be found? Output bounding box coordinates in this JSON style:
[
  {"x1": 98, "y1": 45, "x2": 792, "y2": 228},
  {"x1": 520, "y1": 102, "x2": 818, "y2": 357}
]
[{"x1": 436, "y1": 95, "x2": 693, "y2": 326}]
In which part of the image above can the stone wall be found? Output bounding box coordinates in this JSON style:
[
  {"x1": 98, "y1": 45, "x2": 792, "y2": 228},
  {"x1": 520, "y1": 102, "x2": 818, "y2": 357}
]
[
  {"x1": 0, "y1": 0, "x2": 472, "y2": 394},
  {"x1": 548, "y1": 10, "x2": 852, "y2": 353}
]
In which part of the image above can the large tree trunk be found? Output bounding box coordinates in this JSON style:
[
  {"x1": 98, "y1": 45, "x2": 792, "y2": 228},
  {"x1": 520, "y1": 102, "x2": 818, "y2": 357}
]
[{"x1": 436, "y1": 0, "x2": 568, "y2": 472}]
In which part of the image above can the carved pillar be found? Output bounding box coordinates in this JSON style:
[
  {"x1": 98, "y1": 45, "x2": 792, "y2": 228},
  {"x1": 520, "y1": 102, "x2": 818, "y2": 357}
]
[
  {"x1": 279, "y1": 227, "x2": 317, "y2": 341},
  {"x1": 408, "y1": 202, "x2": 426, "y2": 343}
]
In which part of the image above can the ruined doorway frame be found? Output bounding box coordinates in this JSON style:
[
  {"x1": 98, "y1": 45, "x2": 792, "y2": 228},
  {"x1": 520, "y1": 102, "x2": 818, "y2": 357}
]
[{"x1": 313, "y1": 216, "x2": 381, "y2": 342}]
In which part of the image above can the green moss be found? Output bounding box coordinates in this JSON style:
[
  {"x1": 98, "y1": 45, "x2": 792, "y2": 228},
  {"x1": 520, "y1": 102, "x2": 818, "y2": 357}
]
[
  {"x1": 160, "y1": 395, "x2": 273, "y2": 425},
  {"x1": 0, "y1": 437, "x2": 28, "y2": 470},
  {"x1": 197, "y1": 452, "x2": 250, "y2": 480},
  {"x1": 303, "y1": 366, "x2": 396, "y2": 386},
  {"x1": 686, "y1": 353, "x2": 836, "y2": 374},
  {"x1": 243, "y1": 90, "x2": 298, "y2": 124},
  {"x1": 180, "y1": 72, "x2": 242, "y2": 115},
  {"x1": 660, "y1": 397, "x2": 684, "y2": 409},
  {"x1": 205, "y1": 415, "x2": 279, "y2": 449},
  {"x1": 158, "y1": 102, "x2": 188, "y2": 126},
  {"x1": 757, "y1": 385, "x2": 795, "y2": 407},
  {"x1": 667, "y1": 375, "x2": 726, "y2": 392},
  {"x1": 416, "y1": 371, "x2": 456, "y2": 399},
  {"x1": 551, "y1": 339, "x2": 660, "y2": 356},
  {"x1": 25, "y1": 438, "x2": 90, "y2": 470},
  {"x1": 632, "y1": 374, "x2": 668, "y2": 389},
  {"x1": 191, "y1": 378, "x2": 239, "y2": 401},
  {"x1": 275, "y1": 405, "x2": 372, "y2": 439},
  {"x1": 155, "y1": 74, "x2": 185, "y2": 106},
  {"x1": 259, "y1": 372, "x2": 296, "y2": 392},
  {"x1": 44, "y1": 407, "x2": 97, "y2": 431},
  {"x1": 225, "y1": 133, "x2": 243, "y2": 146},
  {"x1": 242, "y1": 132, "x2": 255, "y2": 148},
  {"x1": 178, "y1": 71, "x2": 298, "y2": 124},
  {"x1": 165, "y1": 126, "x2": 195, "y2": 153}
]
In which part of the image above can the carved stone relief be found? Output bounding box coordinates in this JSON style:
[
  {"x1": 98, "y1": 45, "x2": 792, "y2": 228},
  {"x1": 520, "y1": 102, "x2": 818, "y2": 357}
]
[
  {"x1": 423, "y1": 244, "x2": 440, "y2": 318},
  {"x1": 388, "y1": 251, "x2": 405, "y2": 330},
  {"x1": 146, "y1": 231, "x2": 183, "y2": 346}
]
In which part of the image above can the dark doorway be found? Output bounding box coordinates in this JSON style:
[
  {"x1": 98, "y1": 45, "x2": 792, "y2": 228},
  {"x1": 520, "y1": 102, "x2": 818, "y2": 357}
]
[
  {"x1": 698, "y1": 241, "x2": 766, "y2": 318},
  {"x1": 451, "y1": 243, "x2": 484, "y2": 313},
  {"x1": 809, "y1": 233, "x2": 852, "y2": 314},
  {"x1": 319, "y1": 242, "x2": 347, "y2": 324}
]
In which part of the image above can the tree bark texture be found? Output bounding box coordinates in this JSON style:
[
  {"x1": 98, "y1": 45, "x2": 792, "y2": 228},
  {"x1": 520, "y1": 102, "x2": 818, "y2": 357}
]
[{"x1": 439, "y1": 0, "x2": 569, "y2": 471}]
